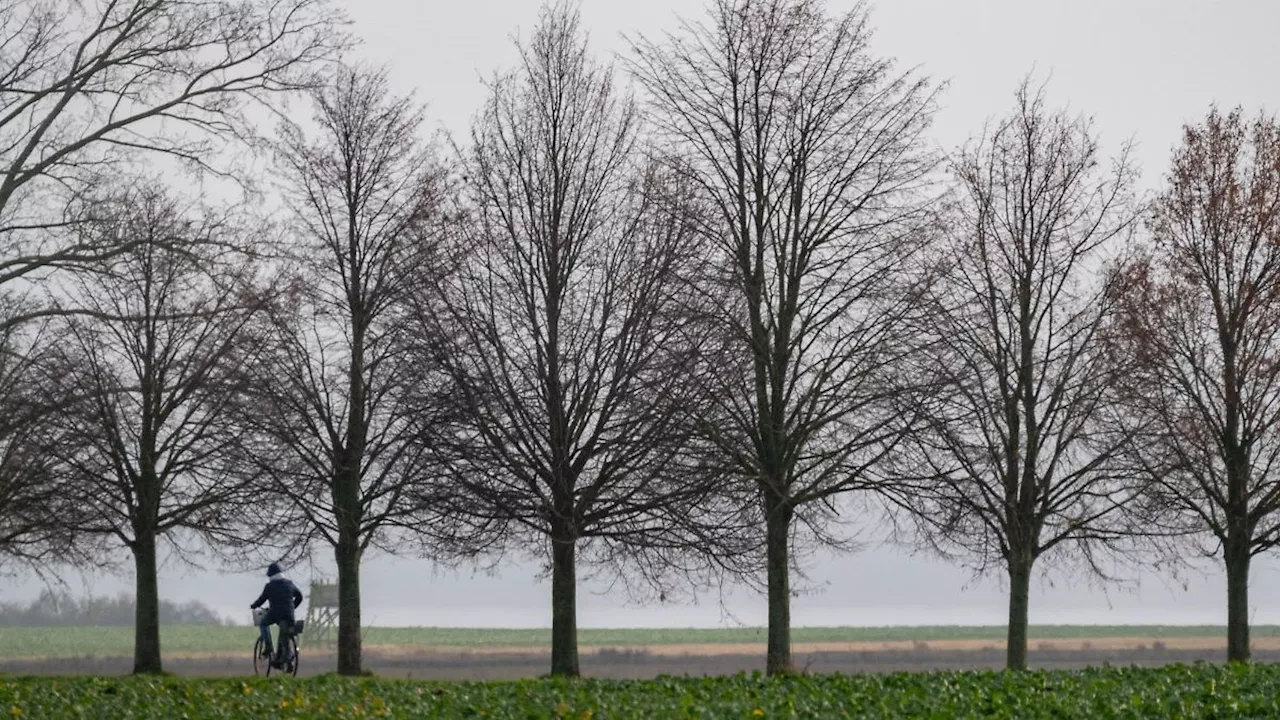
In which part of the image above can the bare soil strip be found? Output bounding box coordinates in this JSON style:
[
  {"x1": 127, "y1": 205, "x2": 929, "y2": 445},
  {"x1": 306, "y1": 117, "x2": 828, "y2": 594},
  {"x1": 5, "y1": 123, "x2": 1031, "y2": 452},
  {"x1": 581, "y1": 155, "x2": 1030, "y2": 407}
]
[
  {"x1": 24, "y1": 635, "x2": 1252, "y2": 664},
  {"x1": 6, "y1": 638, "x2": 1270, "y2": 679}
]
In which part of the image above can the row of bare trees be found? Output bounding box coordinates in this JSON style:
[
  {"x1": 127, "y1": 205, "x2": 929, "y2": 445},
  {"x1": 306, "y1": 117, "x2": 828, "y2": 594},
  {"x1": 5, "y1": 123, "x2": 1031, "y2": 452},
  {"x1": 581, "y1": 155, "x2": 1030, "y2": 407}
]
[{"x1": 2, "y1": 0, "x2": 1279, "y2": 679}]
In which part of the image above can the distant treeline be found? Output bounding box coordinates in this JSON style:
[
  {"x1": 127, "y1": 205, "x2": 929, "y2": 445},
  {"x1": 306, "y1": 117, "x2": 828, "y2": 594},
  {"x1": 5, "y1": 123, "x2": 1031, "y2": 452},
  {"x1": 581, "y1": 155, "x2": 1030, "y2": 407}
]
[{"x1": 0, "y1": 590, "x2": 228, "y2": 627}]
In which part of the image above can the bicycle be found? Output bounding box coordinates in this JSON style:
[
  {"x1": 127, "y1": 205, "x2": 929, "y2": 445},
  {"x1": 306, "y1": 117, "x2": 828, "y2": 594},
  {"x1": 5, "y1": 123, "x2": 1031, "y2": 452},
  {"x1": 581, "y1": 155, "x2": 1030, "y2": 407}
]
[{"x1": 252, "y1": 607, "x2": 304, "y2": 677}]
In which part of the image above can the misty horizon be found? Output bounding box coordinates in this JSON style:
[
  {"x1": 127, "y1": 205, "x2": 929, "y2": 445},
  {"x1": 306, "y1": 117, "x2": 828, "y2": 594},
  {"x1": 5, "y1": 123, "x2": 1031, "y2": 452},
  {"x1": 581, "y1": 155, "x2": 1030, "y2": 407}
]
[{"x1": 9, "y1": 545, "x2": 1280, "y2": 629}]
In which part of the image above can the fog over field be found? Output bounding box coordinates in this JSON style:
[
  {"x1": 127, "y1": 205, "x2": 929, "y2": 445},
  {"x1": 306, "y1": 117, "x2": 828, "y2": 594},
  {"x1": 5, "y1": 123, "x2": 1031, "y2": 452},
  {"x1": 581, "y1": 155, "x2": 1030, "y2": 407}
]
[
  {"x1": 3, "y1": 0, "x2": 1279, "y2": 637},
  {"x1": 10, "y1": 547, "x2": 1280, "y2": 629}
]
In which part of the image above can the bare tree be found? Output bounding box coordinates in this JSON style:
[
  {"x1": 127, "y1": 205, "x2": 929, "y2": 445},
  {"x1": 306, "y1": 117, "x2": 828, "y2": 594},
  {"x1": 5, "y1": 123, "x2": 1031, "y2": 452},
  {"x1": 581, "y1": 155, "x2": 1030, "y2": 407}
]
[
  {"x1": 1109, "y1": 108, "x2": 1280, "y2": 663},
  {"x1": 420, "y1": 3, "x2": 735, "y2": 678},
  {"x1": 0, "y1": 0, "x2": 343, "y2": 327},
  {"x1": 0, "y1": 315, "x2": 91, "y2": 570},
  {"x1": 40, "y1": 180, "x2": 271, "y2": 674},
  {"x1": 629, "y1": 0, "x2": 937, "y2": 674},
  {"x1": 897, "y1": 82, "x2": 1141, "y2": 670},
  {"x1": 250, "y1": 64, "x2": 449, "y2": 676}
]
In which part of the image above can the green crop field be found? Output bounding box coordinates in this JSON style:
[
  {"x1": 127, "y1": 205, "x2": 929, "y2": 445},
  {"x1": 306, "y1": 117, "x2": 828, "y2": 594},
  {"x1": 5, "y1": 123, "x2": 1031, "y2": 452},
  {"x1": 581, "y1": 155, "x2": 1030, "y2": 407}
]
[
  {"x1": 3, "y1": 664, "x2": 1278, "y2": 718},
  {"x1": 0, "y1": 624, "x2": 1276, "y2": 661}
]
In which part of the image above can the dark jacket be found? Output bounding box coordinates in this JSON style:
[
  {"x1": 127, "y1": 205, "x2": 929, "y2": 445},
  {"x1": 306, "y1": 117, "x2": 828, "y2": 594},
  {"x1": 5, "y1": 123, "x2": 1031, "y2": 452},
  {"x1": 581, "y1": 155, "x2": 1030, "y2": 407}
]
[{"x1": 251, "y1": 576, "x2": 303, "y2": 615}]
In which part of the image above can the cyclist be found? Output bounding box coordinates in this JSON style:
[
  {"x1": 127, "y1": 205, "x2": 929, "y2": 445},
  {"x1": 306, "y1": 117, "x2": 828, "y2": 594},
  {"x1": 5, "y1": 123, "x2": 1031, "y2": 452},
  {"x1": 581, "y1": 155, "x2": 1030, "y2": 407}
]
[{"x1": 250, "y1": 562, "x2": 303, "y2": 668}]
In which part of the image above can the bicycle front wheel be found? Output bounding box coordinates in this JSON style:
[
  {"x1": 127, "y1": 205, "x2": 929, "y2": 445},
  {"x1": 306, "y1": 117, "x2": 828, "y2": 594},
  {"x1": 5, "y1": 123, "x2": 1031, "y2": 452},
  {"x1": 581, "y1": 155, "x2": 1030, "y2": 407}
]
[{"x1": 253, "y1": 637, "x2": 265, "y2": 676}]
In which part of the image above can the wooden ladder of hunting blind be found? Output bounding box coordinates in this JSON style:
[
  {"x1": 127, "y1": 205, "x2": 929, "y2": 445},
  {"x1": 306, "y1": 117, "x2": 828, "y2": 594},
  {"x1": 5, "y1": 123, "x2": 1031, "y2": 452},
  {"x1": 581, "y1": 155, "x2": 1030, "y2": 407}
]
[{"x1": 304, "y1": 581, "x2": 340, "y2": 648}]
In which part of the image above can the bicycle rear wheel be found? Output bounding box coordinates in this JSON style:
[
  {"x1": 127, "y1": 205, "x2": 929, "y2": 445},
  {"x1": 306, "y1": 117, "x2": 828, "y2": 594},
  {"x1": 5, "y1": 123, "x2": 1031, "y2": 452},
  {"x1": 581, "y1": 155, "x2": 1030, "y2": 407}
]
[{"x1": 285, "y1": 636, "x2": 299, "y2": 677}]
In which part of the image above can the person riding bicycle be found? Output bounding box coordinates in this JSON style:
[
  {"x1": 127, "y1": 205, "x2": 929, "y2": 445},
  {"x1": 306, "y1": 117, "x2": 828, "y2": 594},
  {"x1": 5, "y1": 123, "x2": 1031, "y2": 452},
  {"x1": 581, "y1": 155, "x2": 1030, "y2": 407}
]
[{"x1": 250, "y1": 562, "x2": 303, "y2": 667}]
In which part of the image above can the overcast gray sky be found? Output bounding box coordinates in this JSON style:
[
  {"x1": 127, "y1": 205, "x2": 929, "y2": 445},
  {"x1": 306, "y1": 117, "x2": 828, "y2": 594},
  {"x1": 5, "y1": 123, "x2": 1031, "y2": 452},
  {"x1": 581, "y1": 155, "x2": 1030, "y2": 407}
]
[{"x1": 6, "y1": 0, "x2": 1280, "y2": 628}]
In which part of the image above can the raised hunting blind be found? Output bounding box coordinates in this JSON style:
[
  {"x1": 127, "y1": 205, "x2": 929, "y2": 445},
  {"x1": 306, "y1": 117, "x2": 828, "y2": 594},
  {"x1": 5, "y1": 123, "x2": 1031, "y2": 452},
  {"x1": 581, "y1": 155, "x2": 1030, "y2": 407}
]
[{"x1": 304, "y1": 581, "x2": 339, "y2": 647}]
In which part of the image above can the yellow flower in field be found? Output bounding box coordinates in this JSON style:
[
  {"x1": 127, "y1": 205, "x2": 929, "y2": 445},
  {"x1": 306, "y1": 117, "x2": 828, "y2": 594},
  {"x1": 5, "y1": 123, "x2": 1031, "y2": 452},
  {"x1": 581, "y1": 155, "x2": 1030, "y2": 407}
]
[
  {"x1": 580, "y1": 710, "x2": 594, "y2": 720},
  {"x1": 752, "y1": 709, "x2": 765, "y2": 717},
  {"x1": 10, "y1": 705, "x2": 22, "y2": 718},
  {"x1": 280, "y1": 698, "x2": 290, "y2": 709},
  {"x1": 242, "y1": 683, "x2": 253, "y2": 695}
]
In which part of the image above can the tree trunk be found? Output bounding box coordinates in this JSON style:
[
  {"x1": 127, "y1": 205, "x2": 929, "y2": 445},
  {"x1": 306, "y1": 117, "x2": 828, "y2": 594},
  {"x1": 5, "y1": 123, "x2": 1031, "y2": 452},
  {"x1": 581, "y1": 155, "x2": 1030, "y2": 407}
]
[
  {"x1": 335, "y1": 534, "x2": 363, "y2": 675},
  {"x1": 765, "y1": 502, "x2": 793, "y2": 675},
  {"x1": 1226, "y1": 540, "x2": 1251, "y2": 663},
  {"x1": 132, "y1": 532, "x2": 163, "y2": 674},
  {"x1": 1005, "y1": 558, "x2": 1032, "y2": 671},
  {"x1": 550, "y1": 535, "x2": 579, "y2": 677}
]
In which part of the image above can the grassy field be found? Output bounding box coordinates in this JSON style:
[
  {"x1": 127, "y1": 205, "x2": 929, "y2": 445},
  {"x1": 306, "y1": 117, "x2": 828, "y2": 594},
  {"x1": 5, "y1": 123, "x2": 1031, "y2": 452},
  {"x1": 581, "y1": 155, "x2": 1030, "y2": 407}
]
[
  {"x1": 4, "y1": 664, "x2": 1280, "y2": 718},
  {"x1": 0, "y1": 624, "x2": 1274, "y2": 660}
]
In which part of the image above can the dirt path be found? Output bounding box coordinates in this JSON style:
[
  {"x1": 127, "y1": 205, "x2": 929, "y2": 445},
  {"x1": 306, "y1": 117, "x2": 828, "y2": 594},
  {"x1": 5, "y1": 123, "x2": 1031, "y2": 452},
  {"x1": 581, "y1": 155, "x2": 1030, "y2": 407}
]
[{"x1": 356, "y1": 634, "x2": 1252, "y2": 658}]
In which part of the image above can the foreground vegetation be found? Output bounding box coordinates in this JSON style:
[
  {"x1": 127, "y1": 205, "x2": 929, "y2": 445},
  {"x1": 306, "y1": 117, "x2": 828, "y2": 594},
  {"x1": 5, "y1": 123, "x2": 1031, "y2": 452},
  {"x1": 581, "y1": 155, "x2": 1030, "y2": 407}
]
[
  {"x1": 3, "y1": 664, "x2": 1278, "y2": 718},
  {"x1": 2, "y1": 625, "x2": 1276, "y2": 661}
]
